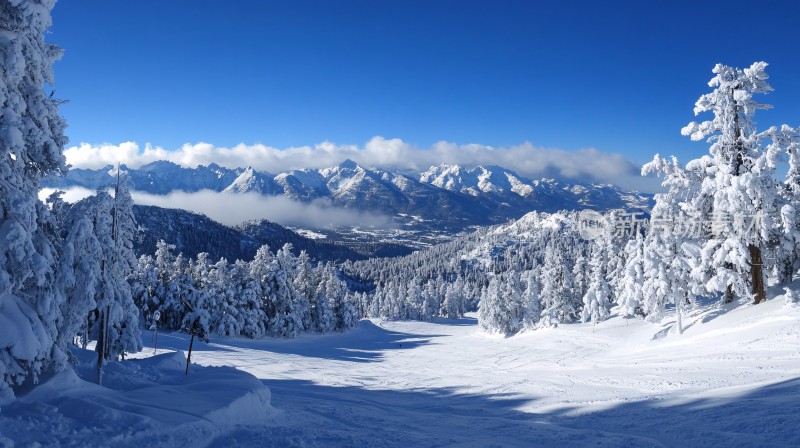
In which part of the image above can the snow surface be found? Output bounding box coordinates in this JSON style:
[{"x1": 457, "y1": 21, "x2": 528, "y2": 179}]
[
  {"x1": 0, "y1": 349, "x2": 274, "y2": 447},
  {"x1": 2, "y1": 294, "x2": 800, "y2": 446}
]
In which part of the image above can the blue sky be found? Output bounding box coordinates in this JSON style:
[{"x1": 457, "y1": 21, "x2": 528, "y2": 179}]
[{"x1": 50, "y1": 0, "x2": 800, "y2": 167}]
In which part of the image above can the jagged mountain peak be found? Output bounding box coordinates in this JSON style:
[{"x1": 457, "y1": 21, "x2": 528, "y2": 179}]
[
  {"x1": 139, "y1": 160, "x2": 182, "y2": 171},
  {"x1": 45, "y1": 160, "x2": 653, "y2": 234},
  {"x1": 337, "y1": 158, "x2": 361, "y2": 170}
]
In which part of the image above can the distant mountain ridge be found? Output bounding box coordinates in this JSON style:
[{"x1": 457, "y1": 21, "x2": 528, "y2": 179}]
[
  {"x1": 46, "y1": 160, "x2": 652, "y2": 231},
  {"x1": 133, "y1": 205, "x2": 414, "y2": 262}
]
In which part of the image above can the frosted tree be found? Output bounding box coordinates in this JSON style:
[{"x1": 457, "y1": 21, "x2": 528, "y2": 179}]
[
  {"x1": 207, "y1": 258, "x2": 241, "y2": 337},
  {"x1": 423, "y1": 279, "x2": 441, "y2": 321},
  {"x1": 380, "y1": 281, "x2": 405, "y2": 320},
  {"x1": 617, "y1": 231, "x2": 645, "y2": 317},
  {"x1": 603, "y1": 229, "x2": 626, "y2": 304},
  {"x1": 572, "y1": 248, "x2": 590, "y2": 301},
  {"x1": 504, "y1": 270, "x2": 525, "y2": 333},
  {"x1": 405, "y1": 281, "x2": 422, "y2": 320},
  {"x1": 179, "y1": 258, "x2": 210, "y2": 375},
  {"x1": 55, "y1": 202, "x2": 102, "y2": 356},
  {"x1": 269, "y1": 244, "x2": 302, "y2": 337},
  {"x1": 478, "y1": 275, "x2": 508, "y2": 334},
  {"x1": 321, "y1": 263, "x2": 348, "y2": 330},
  {"x1": 681, "y1": 62, "x2": 780, "y2": 304},
  {"x1": 369, "y1": 284, "x2": 384, "y2": 318},
  {"x1": 163, "y1": 253, "x2": 190, "y2": 330},
  {"x1": 641, "y1": 156, "x2": 697, "y2": 329},
  {"x1": 0, "y1": 0, "x2": 68, "y2": 399},
  {"x1": 292, "y1": 251, "x2": 316, "y2": 331},
  {"x1": 772, "y1": 125, "x2": 800, "y2": 283},
  {"x1": 232, "y1": 259, "x2": 266, "y2": 338},
  {"x1": 312, "y1": 265, "x2": 336, "y2": 333},
  {"x1": 581, "y1": 243, "x2": 611, "y2": 326},
  {"x1": 138, "y1": 240, "x2": 177, "y2": 327},
  {"x1": 520, "y1": 268, "x2": 542, "y2": 330},
  {"x1": 132, "y1": 254, "x2": 158, "y2": 329},
  {"x1": 249, "y1": 244, "x2": 276, "y2": 328},
  {"x1": 74, "y1": 182, "x2": 141, "y2": 383},
  {"x1": 104, "y1": 176, "x2": 142, "y2": 362},
  {"x1": 441, "y1": 275, "x2": 465, "y2": 319},
  {"x1": 540, "y1": 240, "x2": 577, "y2": 325}
]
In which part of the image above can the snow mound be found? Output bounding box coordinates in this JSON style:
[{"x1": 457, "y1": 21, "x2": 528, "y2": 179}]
[
  {"x1": 0, "y1": 349, "x2": 275, "y2": 447},
  {"x1": 156, "y1": 349, "x2": 187, "y2": 371}
]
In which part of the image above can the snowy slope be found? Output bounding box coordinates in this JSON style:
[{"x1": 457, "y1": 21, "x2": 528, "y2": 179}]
[
  {"x1": 198, "y1": 295, "x2": 800, "y2": 447},
  {"x1": 3, "y1": 292, "x2": 799, "y2": 446}
]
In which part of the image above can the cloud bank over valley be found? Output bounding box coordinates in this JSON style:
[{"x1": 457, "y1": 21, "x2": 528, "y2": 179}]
[{"x1": 40, "y1": 188, "x2": 394, "y2": 229}]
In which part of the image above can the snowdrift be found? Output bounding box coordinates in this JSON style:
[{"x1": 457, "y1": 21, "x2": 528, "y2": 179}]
[{"x1": 0, "y1": 349, "x2": 274, "y2": 447}]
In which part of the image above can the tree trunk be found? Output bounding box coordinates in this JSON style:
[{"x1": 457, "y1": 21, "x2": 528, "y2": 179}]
[
  {"x1": 750, "y1": 244, "x2": 766, "y2": 304},
  {"x1": 96, "y1": 306, "x2": 109, "y2": 385},
  {"x1": 724, "y1": 283, "x2": 734, "y2": 304}
]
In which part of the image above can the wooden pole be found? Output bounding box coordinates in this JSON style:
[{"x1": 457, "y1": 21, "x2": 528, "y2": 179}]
[{"x1": 185, "y1": 332, "x2": 195, "y2": 376}]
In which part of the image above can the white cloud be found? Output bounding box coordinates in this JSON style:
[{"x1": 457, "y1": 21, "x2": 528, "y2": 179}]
[
  {"x1": 132, "y1": 190, "x2": 394, "y2": 228},
  {"x1": 39, "y1": 186, "x2": 96, "y2": 203},
  {"x1": 41, "y1": 187, "x2": 394, "y2": 229},
  {"x1": 63, "y1": 137, "x2": 661, "y2": 192}
]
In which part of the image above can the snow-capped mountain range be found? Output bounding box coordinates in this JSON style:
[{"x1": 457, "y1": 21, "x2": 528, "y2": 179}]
[{"x1": 45, "y1": 160, "x2": 652, "y2": 231}]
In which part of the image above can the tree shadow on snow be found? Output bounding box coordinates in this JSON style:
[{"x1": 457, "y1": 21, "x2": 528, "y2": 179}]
[
  {"x1": 205, "y1": 320, "x2": 448, "y2": 363},
  {"x1": 237, "y1": 377, "x2": 800, "y2": 447},
  {"x1": 427, "y1": 316, "x2": 479, "y2": 327},
  {"x1": 139, "y1": 331, "x2": 237, "y2": 353}
]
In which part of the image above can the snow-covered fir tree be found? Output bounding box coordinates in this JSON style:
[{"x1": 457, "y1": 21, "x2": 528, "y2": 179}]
[
  {"x1": 681, "y1": 62, "x2": 780, "y2": 304},
  {"x1": 0, "y1": 0, "x2": 68, "y2": 399},
  {"x1": 581, "y1": 243, "x2": 611, "y2": 325}
]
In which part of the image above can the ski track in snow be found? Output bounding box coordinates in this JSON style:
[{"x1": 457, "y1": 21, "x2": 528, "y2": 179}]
[{"x1": 191, "y1": 298, "x2": 800, "y2": 447}]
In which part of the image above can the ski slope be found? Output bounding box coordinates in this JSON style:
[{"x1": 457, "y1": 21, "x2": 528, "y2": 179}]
[
  {"x1": 2, "y1": 294, "x2": 800, "y2": 447},
  {"x1": 199, "y1": 294, "x2": 800, "y2": 447}
]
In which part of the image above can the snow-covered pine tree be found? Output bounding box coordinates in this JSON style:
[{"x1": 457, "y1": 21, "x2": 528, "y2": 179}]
[
  {"x1": 503, "y1": 270, "x2": 524, "y2": 333},
  {"x1": 422, "y1": 280, "x2": 439, "y2": 322},
  {"x1": 405, "y1": 281, "x2": 422, "y2": 321},
  {"x1": 369, "y1": 283, "x2": 383, "y2": 318},
  {"x1": 572, "y1": 247, "x2": 590, "y2": 301},
  {"x1": 132, "y1": 254, "x2": 158, "y2": 330},
  {"x1": 56, "y1": 200, "x2": 102, "y2": 357},
  {"x1": 321, "y1": 263, "x2": 348, "y2": 330},
  {"x1": 270, "y1": 244, "x2": 302, "y2": 337},
  {"x1": 681, "y1": 62, "x2": 780, "y2": 304},
  {"x1": 581, "y1": 243, "x2": 611, "y2": 325},
  {"x1": 617, "y1": 231, "x2": 645, "y2": 317},
  {"x1": 441, "y1": 275, "x2": 465, "y2": 319},
  {"x1": 232, "y1": 258, "x2": 266, "y2": 338},
  {"x1": 0, "y1": 0, "x2": 69, "y2": 400},
  {"x1": 520, "y1": 268, "x2": 542, "y2": 330},
  {"x1": 207, "y1": 258, "x2": 241, "y2": 337},
  {"x1": 478, "y1": 275, "x2": 507, "y2": 334},
  {"x1": 540, "y1": 240, "x2": 577, "y2": 326},
  {"x1": 292, "y1": 250, "x2": 316, "y2": 331},
  {"x1": 77, "y1": 182, "x2": 141, "y2": 383},
  {"x1": 104, "y1": 175, "x2": 142, "y2": 361},
  {"x1": 312, "y1": 265, "x2": 336, "y2": 333},
  {"x1": 773, "y1": 125, "x2": 800, "y2": 283},
  {"x1": 641, "y1": 156, "x2": 696, "y2": 328}
]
